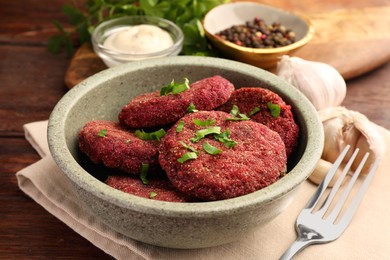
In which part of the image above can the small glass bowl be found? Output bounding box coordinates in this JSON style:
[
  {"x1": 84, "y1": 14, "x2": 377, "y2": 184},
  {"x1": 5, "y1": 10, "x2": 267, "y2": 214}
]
[{"x1": 92, "y1": 16, "x2": 184, "y2": 67}]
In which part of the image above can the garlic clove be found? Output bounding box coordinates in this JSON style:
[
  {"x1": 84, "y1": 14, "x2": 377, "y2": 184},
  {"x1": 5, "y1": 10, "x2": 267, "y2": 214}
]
[
  {"x1": 310, "y1": 106, "x2": 385, "y2": 184},
  {"x1": 309, "y1": 158, "x2": 349, "y2": 186},
  {"x1": 276, "y1": 55, "x2": 347, "y2": 110}
]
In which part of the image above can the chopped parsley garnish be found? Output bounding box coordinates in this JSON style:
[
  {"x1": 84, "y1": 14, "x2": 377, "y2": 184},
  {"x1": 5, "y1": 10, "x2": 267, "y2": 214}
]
[
  {"x1": 186, "y1": 102, "x2": 198, "y2": 113},
  {"x1": 214, "y1": 129, "x2": 237, "y2": 148},
  {"x1": 160, "y1": 78, "x2": 190, "y2": 95},
  {"x1": 97, "y1": 129, "x2": 107, "y2": 138},
  {"x1": 176, "y1": 121, "x2": 184, "y2": 133},
  {"x1": 177, "y1": 152, "x2": 198, "y2": 163},
  {"x1": 135, "y1": 128, "x2": 166, "y2": 141},
  {"x1": 226, "y1": 114, "x2": 250, "y2": 121},
  {"x1": 190, "y1": 126, "x2": 221, "y2": 142},
  {"x1": 193, "y1": 118, "x2": 216, "y2": 127},
  {"x1": 230, "y1": 105, "x2": 239, "y2": 116},
  {"x1": 226, "y1": 104, "x2": 250, "y2": 121},
  {"x1": 179, "y1": 141, "x2": 198, "y2": 153},
  {"x1": 140, "y1": 163, "x2": 150, "y2": 185},
  {"x1": 149, "y1": 191, "x2": 158, "y2": 199},
  {"x1": 267, "y1": 102, "x2": 281, "y2": 118},
  {"x1": 249, "y1": 106, "x2": 261, "y2": 116},
  {"x1": 203, "y1": 142, "x2": 222, "y2": 155}
]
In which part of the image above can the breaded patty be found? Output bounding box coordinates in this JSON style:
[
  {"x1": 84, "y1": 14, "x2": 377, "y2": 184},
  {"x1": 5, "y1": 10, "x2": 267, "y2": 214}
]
[
  {"x1": 78, "y1": 120, "x2": 160, "y2": 175},
  {"x1": 217, "y1": 87, "x2": 299, "y2": 157},
  {"x1": 118, "y1": 75, "x2": 235, "y2": 128},
  {"x1": 105, "y1": 175, "x2": 196, "y2": 202},
  {"x1": 158, "y1": 111, "x2": 287, "y2": 201}
]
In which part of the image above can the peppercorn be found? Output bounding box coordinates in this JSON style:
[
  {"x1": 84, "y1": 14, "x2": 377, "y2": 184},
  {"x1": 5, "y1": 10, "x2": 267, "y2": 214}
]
[{"x1": 215, "y1": 17, "x2": 297, "y2": 48}]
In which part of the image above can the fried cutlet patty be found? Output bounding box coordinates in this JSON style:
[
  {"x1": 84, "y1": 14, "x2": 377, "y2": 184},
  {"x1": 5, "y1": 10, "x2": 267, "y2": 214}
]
[
  {"x1": 105, "y1": 175, "x2": 196, "y2": 202},
  {"x1": 217, "y1": 87, "x2": 299, "y2": 157},
  {"x1": 78, "y1": 120, "x2": 160, "y2": 175},
  {"x1": 158, "y1": 111, "x2": 287, "y2": 201},
  {"x1": 118, "y1": 75, "x2": 235, "y2": 128}
]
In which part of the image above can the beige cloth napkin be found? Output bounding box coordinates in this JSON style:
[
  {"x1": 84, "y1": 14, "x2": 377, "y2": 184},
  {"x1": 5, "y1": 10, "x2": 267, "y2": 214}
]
[{"x1": 17, "y1": 120, "x2": 390, "y2": 260}]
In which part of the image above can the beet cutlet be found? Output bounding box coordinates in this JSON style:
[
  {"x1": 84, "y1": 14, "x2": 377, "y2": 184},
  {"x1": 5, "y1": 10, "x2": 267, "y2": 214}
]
[
  {"x1": 78, "y1": 120, "x2": 160, "y2": 176},
  {"x1": 158, "y1": 111, "x2": 287, "y2": 201},
  {"x1": 217, "y1": 87, "x2": 299, "y2": 157},
  {"x1": 105, "y1": 175, "x2": 196, "y2": 202},
  {"x1": 118, "y1": 75, "x2": 234, "y2": 128}
]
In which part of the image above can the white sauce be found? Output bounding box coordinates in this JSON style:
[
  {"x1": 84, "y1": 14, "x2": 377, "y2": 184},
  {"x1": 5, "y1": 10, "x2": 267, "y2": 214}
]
[{"x1": 103, "y1": 24, "x2": 174, "y2": 54}]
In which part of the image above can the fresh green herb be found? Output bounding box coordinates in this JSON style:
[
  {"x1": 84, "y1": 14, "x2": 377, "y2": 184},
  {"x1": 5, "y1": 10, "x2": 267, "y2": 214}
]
[
  {"x1": 203, "y1": 142, "x2": 222, "y2": 155},
  {"x1": 179, "y1": 141, "x2": 198, "y2": 153},
  {"x1": 230, "y1": 105, "x2": 239, "y2": 116},
  {"x1": 140, "y1": 163, "x2": 150, "y2": 185},
  {"x1": 187, "y1": 102, "x2": 198, "y2": 113},
  {"x1": 226, "y1": 113, "x2": 250, "y2": 121},
  {"x1": 176, "y1": 121, "x2": 184, "y2": 133},
  {"x1": 149, "y1": 191, "x2": 158, "y2": 198},
  {"x1": 160, "y1": 78, "x2": 190, "y2": 95},
  {"x1": 227, "y1": 104, "x2": 250, "y2": 121},
  {"x1": 135, "y1": 128, "x2": 166, "y2": 141},
  {"x1": 193, "y1": 118, "x2": 216, "y2": 127},
  {"x1": 190, "y1": 126, "x2": 221, "y2": 142},
  {"x1": 48, "y1": 0, "x2": 229, "y2": 56},
  {"x1": 249, "y1": 106, "x2": 261, "y2": 116},
  {"x1": 97, "y1": 129, "x2": 107, "y2": 138},
  {"x1": 267, "y1": 102, "x2": 281, "y2": 118},
  {"x1": 177, "y1": 152, "x2": 198, "y2": 163},
  {"x1": 214, "y1": 129, "x2": 237, "y2": 148}
]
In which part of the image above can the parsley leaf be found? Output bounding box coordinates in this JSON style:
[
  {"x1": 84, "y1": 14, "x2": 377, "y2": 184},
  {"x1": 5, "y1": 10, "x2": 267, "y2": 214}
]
[
  {"x1": 226, "y1": 105, "x2": 250, "y2": 121},
  {"x1": 135, "y1": 128, "x2": 166, "y2": 141},
  {"x1": 203, "y1": 142, "x2": 222, "y2": 155},
  {"x1": 97, "y1": 129, "x2": 107, "y2": 138},
  {"x1": 176, "y1": 121, "x2": 184, "y2": 132},
  {"x1": 193, "y1": 118, "x2": 216, "y2": 127},
  {"x1": 186, "y1": 102, "x2": 198, "y2": 113},
  {"x1": 214, "y1": 129, "x2": 237, "y2": 148},
  {"x1": 249, "y1": 106, "x2": 261, "y2": 116},
  {"x1": 177, "y1": 152, "x2": 198, "y2": 163},
  {"x1": 140, "y1": 163, "x2": 150, "y2": 185},
  {"x1": 179, "y1": 141, "x2": 198, "y2": 153},
  {"x1": 190, "y1": 126, "x2": 221, "y2": 142},
  {"x1": 149, "y1": 191, "x2": 158, "y2": 198},
  {"x1": 267, "y1": 102, "x2": 281, "y2": 118},
  {"x1": 160, "y1": 78, "x2": 190, "y2": 95}
]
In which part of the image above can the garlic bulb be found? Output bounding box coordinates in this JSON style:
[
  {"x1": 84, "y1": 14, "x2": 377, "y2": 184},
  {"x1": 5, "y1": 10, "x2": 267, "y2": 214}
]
[
  {"x1": 276, "y1": 55, "x2": 347, "y2": 110},
  {"x1": 309, "y1": 106, "x2": 385, "y2": 185}
]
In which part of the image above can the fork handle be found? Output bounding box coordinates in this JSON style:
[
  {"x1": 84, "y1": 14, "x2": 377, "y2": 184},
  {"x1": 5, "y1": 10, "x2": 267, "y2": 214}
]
[{"x1": 279, "y1": 239, "x2": 313, "y2": 260}]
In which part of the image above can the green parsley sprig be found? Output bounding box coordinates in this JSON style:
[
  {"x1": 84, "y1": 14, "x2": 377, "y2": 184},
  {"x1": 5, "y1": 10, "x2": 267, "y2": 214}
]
[
  {"x1": 160, "y1": 78, "x2": 190, "y2": 96},
  {"x1": 49, "y1": 0, "x2": 229, "y2": 56}
]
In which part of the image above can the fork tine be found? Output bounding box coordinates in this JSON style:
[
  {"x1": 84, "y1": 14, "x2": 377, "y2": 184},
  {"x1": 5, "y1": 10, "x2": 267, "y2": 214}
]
[
  {"x1": 336, "y1": 157, "x2": 380, "y2": 230},
  {"x1": 315, "y1": 148, "x2": 360, "y2": 218},
  {"x1": 326, "y1": 151, "x2": 369, "y2": 223},
  {"x1": 305, "y1": 145, "x2": 351, "y2": 210}
]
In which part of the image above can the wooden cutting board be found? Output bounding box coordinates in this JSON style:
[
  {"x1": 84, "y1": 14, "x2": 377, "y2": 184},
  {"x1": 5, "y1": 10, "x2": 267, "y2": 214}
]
[{"x1": 64, "y1": 1, "x2": 390, "y2": 88}]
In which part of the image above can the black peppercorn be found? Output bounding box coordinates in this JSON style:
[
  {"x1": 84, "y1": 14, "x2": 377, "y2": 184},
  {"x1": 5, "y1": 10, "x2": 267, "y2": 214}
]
[{"x1": 215, "y1": 17, "x2": 296, "y2": 48}]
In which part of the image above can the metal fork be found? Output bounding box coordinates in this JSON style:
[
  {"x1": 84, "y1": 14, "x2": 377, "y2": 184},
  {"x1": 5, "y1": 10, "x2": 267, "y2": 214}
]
[{"x1": 280, "y1": 145, "x2": 380, "y2": 260}]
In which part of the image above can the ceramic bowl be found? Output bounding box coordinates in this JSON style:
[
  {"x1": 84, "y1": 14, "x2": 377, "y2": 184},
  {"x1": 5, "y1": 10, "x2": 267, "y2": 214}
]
[
  {"x1": 203, "y1": 2, "x2": 314, "y2": 69},
  {"x1": 92, "y1": 16, "x2": 183, "y2": 67},
  {"x1": 47, "y1": 56, "x2": 323, "y2": 249}
]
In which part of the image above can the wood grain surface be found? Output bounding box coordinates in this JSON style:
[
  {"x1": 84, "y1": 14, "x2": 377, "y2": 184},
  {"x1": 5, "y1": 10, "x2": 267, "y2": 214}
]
[{"x1": 1, "y1": 0, "x2": 390, "y2": 259}]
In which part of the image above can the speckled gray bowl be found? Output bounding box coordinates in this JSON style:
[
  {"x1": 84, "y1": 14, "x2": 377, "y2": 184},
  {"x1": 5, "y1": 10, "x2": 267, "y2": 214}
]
[{"x1": 48, "y1": 56, "x2": 324, "y2": 249}]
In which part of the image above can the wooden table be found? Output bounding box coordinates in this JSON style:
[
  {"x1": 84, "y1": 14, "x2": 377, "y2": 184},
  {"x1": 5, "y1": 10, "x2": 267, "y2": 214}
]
[{"x1": 1, "y1": 0, "x2": 389, "y2": 258}]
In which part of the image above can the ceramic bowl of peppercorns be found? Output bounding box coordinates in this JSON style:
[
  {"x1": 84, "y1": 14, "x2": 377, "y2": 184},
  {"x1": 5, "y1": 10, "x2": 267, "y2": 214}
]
[{"x1": 203, "y1": 2, "x2": 314, "y2": 69}]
